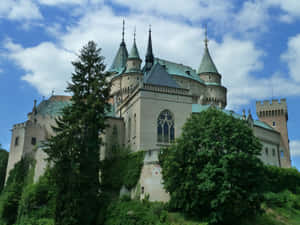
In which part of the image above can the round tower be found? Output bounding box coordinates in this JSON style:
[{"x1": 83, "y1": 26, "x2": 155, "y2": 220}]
[
  {"x1": 256, "y1": 99, "x2": 291, "y2": 168},
  {"x1": 125, "y1": 29, "x2": 142, "y2": 73},
  {"x1": 197, "y1": 27, "x2": 227, "y2": 108}
]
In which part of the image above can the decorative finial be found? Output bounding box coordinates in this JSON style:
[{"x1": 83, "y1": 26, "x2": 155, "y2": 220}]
[
  {"x1": 51, "y1": 89, "x2": 55, "y2": 96},
  {"x1": 248, "y1": 109, "x2": 251, "y2": 115},
  {"x1": 204, "y1": 24, "x2": 209, "y2": 48},
  {"x1": 149, "y1": 24, "x2": 151, "y2": 34},
  {"x1": 134, "y1": 26, "x2": 136, "y2": 42},
  {"x1": 122, "y1": 19, "x2": 125, "y2": 42}
]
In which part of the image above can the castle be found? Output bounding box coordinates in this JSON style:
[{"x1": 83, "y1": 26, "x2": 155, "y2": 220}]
[{"x1": 5, "y1": 24, "x2": 291, "y2": 201}]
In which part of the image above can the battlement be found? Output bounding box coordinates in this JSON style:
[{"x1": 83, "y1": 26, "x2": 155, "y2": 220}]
[
  {"x1": 256, "y1": 99, "x2": 288, "y2": 119},
  {"x1": 256, "y1": 98, "x2": 287, "y2": 110},
  {"x1": 13, "y1": 122, "x2": 26, "y2": 129}
]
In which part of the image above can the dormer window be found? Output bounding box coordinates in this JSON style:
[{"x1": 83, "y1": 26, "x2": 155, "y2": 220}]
[
  {"x1": 272, "y1": 121, "x2": 276, "y2": 127},
  {"x1": 186, "y1": 71, "x2": 191, "y2": 76}
]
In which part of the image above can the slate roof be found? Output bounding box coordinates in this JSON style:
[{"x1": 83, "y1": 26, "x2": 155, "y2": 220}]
[
  {"x1": 155, "y1": 58, "x2": 205, "y2": 84},
  {"x1": 192, "y1": 104, "x2": 276, "y2": 131},
  {"x1": 144, "y1": 63, "x2": 180, "y2": 88},
  {"x1": 36, "y1": 95, "x2": 116, "y2": 118},
  {"x1": 128, "y1": 40, "x2": 140, "y2": 60},
  {"x1": 36, "y1": 96, "x2": 71, "y2": 116},
  {"x1": 198, "y1": 46, "x2": 219, "y2": 74},
  {"x1": 109, "y1": 42, "x2": 128, "y2": 73}
]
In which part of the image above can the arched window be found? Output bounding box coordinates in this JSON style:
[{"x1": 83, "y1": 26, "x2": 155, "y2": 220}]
[{"x1": 157, "y1": 110, "x2": 175, "y2": 143}]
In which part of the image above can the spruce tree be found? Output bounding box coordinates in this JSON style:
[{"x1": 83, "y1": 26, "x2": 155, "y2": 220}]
[{"x1": 45, "y1": 41, "x2": 110, "y2": 225}]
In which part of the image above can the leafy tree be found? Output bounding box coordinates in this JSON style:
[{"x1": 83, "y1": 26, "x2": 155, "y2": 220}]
[
  {"x1": 44, "y1": 41, "x2": 110, "y2": 225},
  {"x1": 159, "y1": 108, "x2": 265, "y2": 225},
  {"x1": 0, "y1": 145, "x2": 8, "y2": 192}
]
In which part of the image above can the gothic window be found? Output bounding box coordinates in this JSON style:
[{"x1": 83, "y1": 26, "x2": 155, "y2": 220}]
[
  {"x1": 157, "y1": 110, "x2": 175, "y2": 143},
  {"x1": 272, "y1": 121, "x2": 276, "y2": 126},
  {"x1": 272, "y1": 148, "x2": 275, "y2": 156},
  {"x1": 265, "y1": 147, "x2": 269, "y2": 156}
]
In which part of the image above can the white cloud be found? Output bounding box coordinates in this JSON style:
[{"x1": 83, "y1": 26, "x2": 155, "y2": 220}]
[
  {"x1": 5, "y1": 2, "x2": 300, "y2": 109},
  {"x1": 0, "y1": 0, "x2": 42, "y2": 21},
  {"x1": 290, "y1": 140, "x2": 300, "y2": 156},
  {"x1": 266, "y1": 0, "x2": 300, "y2": 19},
  {"x1": 111, "y1": 0, "x2": 233, "y2": 24},
  {"x1": 281, "y1": 34, "x2": 300, "y2": 82},
  {"x1": 4, "y1": 40, "x2": 74, "y2": 95},
  {"x1": 235, "y1": 0, "x2": 269, "y2": 33}
]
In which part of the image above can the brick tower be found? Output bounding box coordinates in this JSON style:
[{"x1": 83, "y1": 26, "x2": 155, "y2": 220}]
[{"x1": 256, "y1": 99, "x2": 291, "y2": 168}]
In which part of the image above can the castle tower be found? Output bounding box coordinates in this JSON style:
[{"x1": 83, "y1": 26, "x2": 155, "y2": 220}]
[
  {"x1": 144, "y1": 26, "x2": 154, "y2": 72},
  {"x1": 125, "y1": 29, "x2": 142, "y2": 73},
  {"x1": 256, "y1": 99, "x2": 291, "y2": 168},
  {"x1": 109, "y1": 20, "x2": 129, "y2": 74},
  {"x1": 197, "y1": 27, "x2": 221, "y2": 85}
]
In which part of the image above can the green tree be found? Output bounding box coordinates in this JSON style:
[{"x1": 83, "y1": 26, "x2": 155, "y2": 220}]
[
  {"x1": 159, "y1": 108, "x2": 265, "y2": 225},
  {"x1": 0, "y1": 145, "x2": 8, "y2": 192},
  {"x1": 44, "y1": 41, "x2": 110, "y2": 225}
]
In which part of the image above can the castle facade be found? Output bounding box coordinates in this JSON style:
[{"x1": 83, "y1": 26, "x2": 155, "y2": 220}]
[{"x1": 5, "y1": 25, "x2": 291, "y2": 201}]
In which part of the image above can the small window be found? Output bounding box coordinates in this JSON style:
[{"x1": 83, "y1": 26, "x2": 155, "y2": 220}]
[
  {"x1": 209, "y1": 75, "x2": 211, "y2": 80},
  {"x1": 280, "y1": 150, "x2": 284, "y2": 158},
  {"x1": 31, "y1": 137, "x2": 36, "y2": 145},
  {"x1": 265, "y1": 148, "x2": 269, "y2": 155},
  {"x1": 272, "y1": 149, "x2": 275, "y2": 156},
  {"x1": 141, "y1": 186, "x2": 144, "y2": 194},
  {"x1": 15, "y1": 137, "x2": 19, "y2": 146},
  {"x1": 272, "y1": 121, "x2": 276, "y2": 126}
]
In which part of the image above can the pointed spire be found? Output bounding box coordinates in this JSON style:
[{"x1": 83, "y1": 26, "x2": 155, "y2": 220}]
[
  {"x1": 145, "y1": 25, "x2": 154, "y2": 71},
  {"x1": 32, "y1": 99, "x2": 37, "y2": 115},
  {"x1": 204, "y1": 24, "x2": 209, "y2": 49},
  {"x1": 197, "y1": 26, "x2": 218, "y2": 74},
  {"x1": 109, "y1": 20, "x2": 129, "y2": 73},
  {"x1": 128, "y1": 27, "x2": 140, "y2": 60},
  {"x1": 122, "y1": 19, "x2": 125, "y2": 44}
]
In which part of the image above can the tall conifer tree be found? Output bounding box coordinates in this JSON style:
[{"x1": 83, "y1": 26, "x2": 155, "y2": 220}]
[{"x1": 45, "y1": 41, "x2": 110, "y2": 225}]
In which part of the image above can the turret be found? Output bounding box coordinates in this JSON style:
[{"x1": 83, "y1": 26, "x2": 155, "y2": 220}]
[
  {"x1": 198, "y1": 27, "x2": 221, "y2": 85},
  {"x1": 144, "y1": 26, "x2": 154, "y2": 72},
  {"x1": 109, "y1": 20, "x2": 128, "y2": 74},
  {"x1": 126, "y1": 29, "x2": 142, "y2": 73},
  {"x1": 256, "y1": 99, "x2": 291, "y2": 168}
]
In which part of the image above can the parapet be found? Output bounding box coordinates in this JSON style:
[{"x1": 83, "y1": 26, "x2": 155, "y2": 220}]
[{"x1": 256, "y1": 98, "x2": 287, "y2": 110}]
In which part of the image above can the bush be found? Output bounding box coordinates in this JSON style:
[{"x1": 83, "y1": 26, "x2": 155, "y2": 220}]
[
  {"x1": 264, "y1": 166, "x2": 300, "y2": 194},
  {"x1": 264, "y1": 190, "x2": 300, "y2": 209},
  {"x1": 159, "y1": 108, "x2": 265, "y2": 225},
  {"x1": 104, "y1": 199, "x2": 169, "y2": 225},
  {"x1": 16, "y1": 169, "x2": 56, "y2": 224}
]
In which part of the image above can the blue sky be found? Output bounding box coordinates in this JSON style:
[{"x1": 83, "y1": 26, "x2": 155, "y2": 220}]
[{"x1": 1, "y1": 0, "x2": 300, "y2": 169}]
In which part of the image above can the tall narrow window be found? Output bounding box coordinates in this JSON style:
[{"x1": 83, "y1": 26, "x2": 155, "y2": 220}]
[
  {"x1": 31, "y1": 137, "x2": 36, "y2": 145},
  {"x1": 133, "y1": 114, "x2": 136, "y2": 138},
  {"x1": 15, "y1": 137, "x2": 19, "y2": 146},
  {"x1": 128, "y1": 118, "x2": 131, "y2": 142},
  {"x1": 157, "y1": 110, "x2": 175, "y2": 143}
]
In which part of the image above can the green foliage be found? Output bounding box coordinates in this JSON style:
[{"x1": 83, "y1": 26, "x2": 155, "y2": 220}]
[
  {"x1": 0, "y1": 156, "x2": 33, "y2": 225},
  {"x1": 0, "y1": 148, "x2": 8, "y2": 193},
  {"x1": 101, "y1": 149, "x2": 145, "y2": 193},
  {"x1": 44, "y1": 41, "x2": 110, "y2": 225},
  {"x1": 104, "y1": 198, "x2": 169, "y2": 225},
  {"x1": 264, "y1": 165, "x2": 300, "y2": 194},
  {"x1": 264, "y1": 190, "x2": 300, "y2": 209},
  {"x1": 159, "y1": 108, "x2": 265, "y2": 225},
  {"x1": 16, "y1": 169, "x2": 56, "y2": 225}
]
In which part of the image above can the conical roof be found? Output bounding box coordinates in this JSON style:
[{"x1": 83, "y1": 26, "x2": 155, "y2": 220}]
[
  {"x1": 128, "y1": 39, "x2": 140, "y2": 60},
  {"x1": 197, "y1": 46, "x2": 218, "y2": 74},
  {"x1": 109, "y1": 42, "x2": 128, "y2": 73}
]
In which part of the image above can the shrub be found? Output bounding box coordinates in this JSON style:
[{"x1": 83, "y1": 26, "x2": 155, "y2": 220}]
[
  {"x1": 264, "y1": 166, "x2": 300, "y2": 194},
  {"x1": 159, "y1": 108, "x2": 265, "y2": 225}
]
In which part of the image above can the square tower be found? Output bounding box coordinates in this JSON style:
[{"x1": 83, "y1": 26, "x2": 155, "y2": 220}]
[{"x1": 256, "y1": 99, "x2": 291, "y2": 168}]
